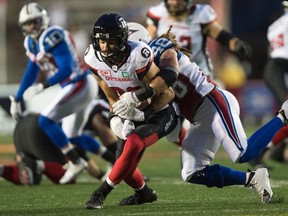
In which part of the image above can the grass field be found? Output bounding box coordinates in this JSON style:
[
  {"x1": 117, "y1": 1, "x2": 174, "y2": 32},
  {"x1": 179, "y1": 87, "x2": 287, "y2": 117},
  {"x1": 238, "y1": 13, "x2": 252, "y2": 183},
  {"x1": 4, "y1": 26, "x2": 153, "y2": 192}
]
[{"x1": 1, "y1": 132, "x2": 288, "y2": 216}]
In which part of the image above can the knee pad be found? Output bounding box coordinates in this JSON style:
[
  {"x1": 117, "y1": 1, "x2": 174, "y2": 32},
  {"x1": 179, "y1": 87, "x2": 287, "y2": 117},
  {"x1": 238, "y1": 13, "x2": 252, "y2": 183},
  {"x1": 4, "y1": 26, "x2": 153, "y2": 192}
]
[{"x1": 188, "y1": 164, "x2": 224, "y2": 188}]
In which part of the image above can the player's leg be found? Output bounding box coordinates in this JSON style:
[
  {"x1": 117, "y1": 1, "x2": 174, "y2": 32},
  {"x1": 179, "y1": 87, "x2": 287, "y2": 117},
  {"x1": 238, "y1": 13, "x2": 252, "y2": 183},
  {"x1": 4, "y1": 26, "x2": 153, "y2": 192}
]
[
  {"x1": 39, "y1": 77, "x2": 98, "y2": 183},
  {"x1": 84, "y1": 104, "x2": 178, "y2": 209},
  {"x1": 208, "y1": 88, "x2": 286, "y2": 163}
]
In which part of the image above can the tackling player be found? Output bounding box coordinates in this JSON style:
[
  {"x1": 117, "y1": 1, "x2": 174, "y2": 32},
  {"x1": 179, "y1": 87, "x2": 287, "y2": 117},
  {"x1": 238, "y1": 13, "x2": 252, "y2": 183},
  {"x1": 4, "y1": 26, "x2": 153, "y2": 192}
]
[{"x1": 125, "y1": 22, "x2": 288, "y2": 204}]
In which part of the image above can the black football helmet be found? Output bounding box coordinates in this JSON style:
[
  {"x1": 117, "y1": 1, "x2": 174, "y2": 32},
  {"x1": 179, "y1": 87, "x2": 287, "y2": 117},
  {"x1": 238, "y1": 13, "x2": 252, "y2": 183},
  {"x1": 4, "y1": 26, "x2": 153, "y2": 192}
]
[{"x1": 91, "y1": 13, "x2": 129, "y2": 65}]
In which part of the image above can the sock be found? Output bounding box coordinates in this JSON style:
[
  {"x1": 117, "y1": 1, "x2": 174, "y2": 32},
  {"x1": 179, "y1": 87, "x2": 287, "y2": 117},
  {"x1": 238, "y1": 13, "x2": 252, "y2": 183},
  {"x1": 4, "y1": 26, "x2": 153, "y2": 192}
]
[
  {"x1": 240, "y1": 117, "x2": 284, "y2": 162},
  {"x1": 65, "y1": 149, "x2": 80, "y2": 164},
  {"x1": 1, "y1": 165, "x2": 21, "y2": 185},
  {"x1": 70, "y1": 134, "x2": 101, "y2": 153},
  {"x1": 96, "y1": 180, "x2": 114, "y2": 198},
  {"x1": 271, "y1": 126, "x2": 288, "y2": 145},
  {"x1": 101, "y1": 149, "x2": 116, "y2": 164},
  {"x1": 43, "y1": 162, "x2": 76, "y2": 184},
  {"x1": 106, "y1": 142, "x2": 117, "y2": 154},
  {"x1": 109, "y1": 134, "x2": 144, "y2": 184}
]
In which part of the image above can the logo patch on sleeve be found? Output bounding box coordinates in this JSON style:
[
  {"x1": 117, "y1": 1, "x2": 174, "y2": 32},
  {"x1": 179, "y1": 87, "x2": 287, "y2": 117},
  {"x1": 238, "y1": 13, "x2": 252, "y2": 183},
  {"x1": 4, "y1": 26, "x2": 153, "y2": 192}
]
[{"x1": 141, "y1": 47, "x2": 151, "y2": 58}]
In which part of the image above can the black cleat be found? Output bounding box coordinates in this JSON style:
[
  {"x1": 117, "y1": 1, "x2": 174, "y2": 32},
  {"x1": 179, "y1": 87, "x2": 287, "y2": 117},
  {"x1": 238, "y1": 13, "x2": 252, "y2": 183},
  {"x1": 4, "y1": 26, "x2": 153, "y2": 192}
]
[
  {"x1": 84, "y1": 191, "x2": 105, "y2": 209},
  {"x1": 118, "y1": 189, "x2": 157, "y2": 206}
]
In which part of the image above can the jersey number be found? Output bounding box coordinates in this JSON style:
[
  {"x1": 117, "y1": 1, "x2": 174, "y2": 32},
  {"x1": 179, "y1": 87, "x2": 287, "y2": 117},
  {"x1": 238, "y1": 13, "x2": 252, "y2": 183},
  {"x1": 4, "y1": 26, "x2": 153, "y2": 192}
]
[{"x1": 172, "y1": 79, "x2": 188, "y2": 99}]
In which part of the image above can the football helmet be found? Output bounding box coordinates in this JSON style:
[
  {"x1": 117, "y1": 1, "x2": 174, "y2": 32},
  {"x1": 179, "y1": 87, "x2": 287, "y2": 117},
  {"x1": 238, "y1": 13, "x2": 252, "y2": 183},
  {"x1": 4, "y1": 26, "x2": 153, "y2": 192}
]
[
  {"x1": 18, "y1": 2, "x2": 49, "y2": 39},
  {"x1": 283, "y1": 1, "x2": 288, "y2": 11},
  {"x1": 164, "y1": 0, "x2": 194, "y2": 16},
  {"x1": 91, "y1": 13, "x2": 128, "y2": 65},
  {"x1": 128, "y1": 22, "x2": 152, "y2": 44}
]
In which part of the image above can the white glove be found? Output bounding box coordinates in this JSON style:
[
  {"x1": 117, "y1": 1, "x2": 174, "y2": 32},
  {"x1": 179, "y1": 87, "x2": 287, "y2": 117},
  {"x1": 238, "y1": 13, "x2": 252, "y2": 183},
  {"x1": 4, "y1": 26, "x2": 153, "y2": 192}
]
[
  {"x1": 112, "y1": 92, "x2": 141, "y2": 116},
  {"x1": 117, "y1": 107, "x2": 145, "y2": 122},
  {"x1": 122, "y1": 119, "x2": 135, "y2": 139},
  {"x1": 23, "y1": 83, "x2": 44, "y2": 100},
  {"x1": 110, "y1": 116, "x2": 126, "y2": 140},
  {"x1": 9, "y1": 95, "x2": 22, "y2": 121}
]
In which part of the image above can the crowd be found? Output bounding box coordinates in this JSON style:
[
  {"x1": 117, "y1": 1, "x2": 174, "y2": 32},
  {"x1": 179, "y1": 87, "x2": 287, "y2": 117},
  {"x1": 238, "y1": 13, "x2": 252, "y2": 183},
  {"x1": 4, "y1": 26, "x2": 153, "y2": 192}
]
[{"x1": 1, "y1": 0, "x2": 287, "y2": 210}]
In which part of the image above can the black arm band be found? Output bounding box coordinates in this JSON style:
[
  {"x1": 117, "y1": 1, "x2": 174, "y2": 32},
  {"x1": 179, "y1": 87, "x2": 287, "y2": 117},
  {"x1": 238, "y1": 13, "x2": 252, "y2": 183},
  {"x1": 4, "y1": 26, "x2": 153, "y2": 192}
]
[
  {"x1": 143, "y1": 105, "x2": 155, "y2": 119},
  {"x1": 135, "y1": 85, "x2": 156, "y2": 102},
  {"x1": 216, "y1": 30, "x2": 235, "y2": 48},
  {"x1": 107, "y1": 111, "x2": 116, "y2": 123},
  {"x1": 156, "y1": 66, "x2": 178, "y2": 87}
]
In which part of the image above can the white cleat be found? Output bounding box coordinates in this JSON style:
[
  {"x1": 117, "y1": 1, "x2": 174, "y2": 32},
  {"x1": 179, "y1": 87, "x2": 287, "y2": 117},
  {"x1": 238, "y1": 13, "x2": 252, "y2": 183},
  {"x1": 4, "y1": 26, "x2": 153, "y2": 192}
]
[
  {"x1": 59, "y1": 158, "x2": 87, "y2": 184},
  {"x1": 279, "y1": 100, "x2": 288, "y2": 125},
  {"x1": 246, "y1": 168, "x2": 273, "y2": 204}
]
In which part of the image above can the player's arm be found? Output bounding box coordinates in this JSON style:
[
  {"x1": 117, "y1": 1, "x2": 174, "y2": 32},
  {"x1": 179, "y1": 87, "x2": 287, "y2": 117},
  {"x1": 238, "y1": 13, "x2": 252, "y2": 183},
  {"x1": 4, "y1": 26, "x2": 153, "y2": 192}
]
[
  {"x1": 15, "y1": 60, "x2": 40, "y2": 101},
  {"x1": 203, "y1": 21, "x2": 252, "y2": 59},
  {"x1": 146, "y1": 24, "x2": 157, "y2": 39},
  {"x1": 141, "y1": 48, "x2": 178, "y2": 97},
  {"x1": 92, "y1": 73, "x2": 119, "y2": 107}
]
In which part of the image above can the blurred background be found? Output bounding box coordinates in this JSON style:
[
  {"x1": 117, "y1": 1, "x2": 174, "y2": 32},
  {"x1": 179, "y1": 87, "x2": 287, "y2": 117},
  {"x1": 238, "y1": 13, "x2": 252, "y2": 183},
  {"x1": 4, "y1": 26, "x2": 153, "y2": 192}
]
[{"x1": 0, "y1": 0, "x2": 285, "y2": 133}]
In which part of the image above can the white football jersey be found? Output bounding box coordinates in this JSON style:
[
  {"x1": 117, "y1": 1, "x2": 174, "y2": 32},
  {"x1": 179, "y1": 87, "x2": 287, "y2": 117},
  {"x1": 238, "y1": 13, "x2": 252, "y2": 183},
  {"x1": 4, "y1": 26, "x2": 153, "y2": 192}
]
[
  {"x1": 267, "y1": 12, "x2": 288, "y2": 60},
  {"x1": 149, "y1": 37, "x2": 216, "y2": 122},
  {"x1": 84, "y1": 41, "x2": 153, "y2": 95},
  {"x1": 147, "y1": 3, "x2": 217, "y2": 76}
]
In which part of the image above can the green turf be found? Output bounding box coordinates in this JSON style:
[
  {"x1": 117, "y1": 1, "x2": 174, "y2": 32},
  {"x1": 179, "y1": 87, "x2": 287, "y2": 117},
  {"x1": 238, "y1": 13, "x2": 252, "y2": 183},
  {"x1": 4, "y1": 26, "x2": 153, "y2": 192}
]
[{"x1": 1, "y1": 137, "x2": 288, "y2": 216}]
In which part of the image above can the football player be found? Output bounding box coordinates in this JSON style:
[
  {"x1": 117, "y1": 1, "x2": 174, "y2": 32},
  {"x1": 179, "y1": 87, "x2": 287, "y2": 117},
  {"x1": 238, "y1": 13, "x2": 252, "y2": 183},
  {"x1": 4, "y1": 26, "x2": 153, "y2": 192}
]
[
  {"x1": 10, "y1": 2, "x2": 100, "y2": 184},
  {"x1": 83, "y1": 13, "x2": 179, "y2": 209},
  {"x1": 126, "y1": 22, "x2": 288, "y2": 204},
  {"x1": 146, "y1": 0, "x2": 252, "y2": 77}
]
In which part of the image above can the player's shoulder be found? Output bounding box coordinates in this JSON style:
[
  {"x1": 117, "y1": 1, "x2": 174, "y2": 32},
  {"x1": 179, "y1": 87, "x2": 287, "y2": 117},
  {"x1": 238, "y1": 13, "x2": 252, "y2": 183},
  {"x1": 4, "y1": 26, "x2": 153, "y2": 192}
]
[
  {"x1": 38, "y1": 25, "x2": 66, "y2": 49},
  {"x1": 84, "y1": 44, "x2": 96, "y2": 65},
  {"x1": 129, "y1": 40, "x2": 153, "y2": 61},
  {"x1": 147, "y1": 2, "x2": 168, "y2": 18},
  {"x1": 191, "y1": 4, "x2": 217, "y2": 22}
]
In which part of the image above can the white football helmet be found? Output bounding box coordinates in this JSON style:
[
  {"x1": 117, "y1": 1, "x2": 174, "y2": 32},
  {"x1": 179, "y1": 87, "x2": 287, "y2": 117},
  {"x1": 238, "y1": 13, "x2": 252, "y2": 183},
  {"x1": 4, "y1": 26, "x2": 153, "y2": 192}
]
[
  {"x1": 128, "y1": 22, "x2": 152, "y2": 44},
  {"x1": 18, "y1": 2, "x2": 50, "y2": 38}
]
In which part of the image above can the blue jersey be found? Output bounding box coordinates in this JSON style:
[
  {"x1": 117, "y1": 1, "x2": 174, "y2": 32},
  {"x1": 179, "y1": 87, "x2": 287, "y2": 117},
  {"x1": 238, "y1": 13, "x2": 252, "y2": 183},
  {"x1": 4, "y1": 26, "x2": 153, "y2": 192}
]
[
  {"x1": 16, "y1": 25, "x2": 88, "y2": 101},
  {"x1": 149, "y1": 37, "x2": 182, "y2": 66}
]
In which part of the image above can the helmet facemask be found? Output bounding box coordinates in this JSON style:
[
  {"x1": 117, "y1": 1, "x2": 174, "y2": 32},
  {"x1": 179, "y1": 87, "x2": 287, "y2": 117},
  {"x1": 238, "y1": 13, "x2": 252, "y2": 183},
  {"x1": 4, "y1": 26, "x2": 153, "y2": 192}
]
[{"x1": 91, "y1": 13, "x2": 129, "y2": 66}]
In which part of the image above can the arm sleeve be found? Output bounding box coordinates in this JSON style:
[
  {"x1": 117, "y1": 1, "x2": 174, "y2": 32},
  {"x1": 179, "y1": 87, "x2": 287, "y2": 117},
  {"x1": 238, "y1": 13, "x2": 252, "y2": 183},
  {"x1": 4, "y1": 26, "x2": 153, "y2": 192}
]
[
  {"x1": 46, "y1": 41, "x2": 73, "y2": 85},
  {"x1": 15, "y1": 60, "x2": 39, "y2": 101}
]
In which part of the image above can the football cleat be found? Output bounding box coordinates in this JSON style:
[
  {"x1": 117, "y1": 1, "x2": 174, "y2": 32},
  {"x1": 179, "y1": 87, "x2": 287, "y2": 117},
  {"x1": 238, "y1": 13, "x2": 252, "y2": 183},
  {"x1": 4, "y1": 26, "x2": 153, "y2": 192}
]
[
  {"x1": 245, "y1": 168, "x2": 273, "y2": 204},
  {"x1": 118, "y1": 189, "x2": 157, "y2": 206},
  {"x1": 279, "y1": 100, "x2": 288, "y2": 125},
  {"x1": 59, "y1": 158, "x2": 87, "y2": 184},
  {"x1": 84, "y1": 191, "x2": 105, "y2": 209}
]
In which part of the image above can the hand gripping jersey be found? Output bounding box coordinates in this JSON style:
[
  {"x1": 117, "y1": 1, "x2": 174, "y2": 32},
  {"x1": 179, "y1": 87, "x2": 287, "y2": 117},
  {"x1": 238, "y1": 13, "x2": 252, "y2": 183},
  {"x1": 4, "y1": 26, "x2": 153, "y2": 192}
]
[
  {"x1": 149, "y1": 37, "x2": 216, "y2": 122},
  {"x1": 267, "y1": 12, "x2": 288, "y2": 60},
  {"x1": 84, "y1": 40, "x2": 153, "y2": 95},
  {"x1": 147, "y1": 3, "x2": 216, "y2": 77}
]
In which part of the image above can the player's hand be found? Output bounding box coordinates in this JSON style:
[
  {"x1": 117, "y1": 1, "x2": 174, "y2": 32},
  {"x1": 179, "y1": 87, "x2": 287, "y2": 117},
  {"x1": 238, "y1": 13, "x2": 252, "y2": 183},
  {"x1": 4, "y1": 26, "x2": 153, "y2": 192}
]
[
  {"x1": 233, "y1": 39, "x2": 252, "y2": 59},
  {"x1": 112, "y1": 92, "x2": 141, "y2": 115},
  {"x1": 23, "y1": 83, "x2": 44, "y2": 100},
  {"x1": 110, "y1": 116, "x2": 126, "y2": 140},
  {"x1": 9, "y1": 95, "x2": 22, "y2": 121},
  {"x1": 117, "y1": 107, "x2": 145, "y2": 122},
  {"x1": 122, "y1": 119, "x2": 135, "y2": 139}
]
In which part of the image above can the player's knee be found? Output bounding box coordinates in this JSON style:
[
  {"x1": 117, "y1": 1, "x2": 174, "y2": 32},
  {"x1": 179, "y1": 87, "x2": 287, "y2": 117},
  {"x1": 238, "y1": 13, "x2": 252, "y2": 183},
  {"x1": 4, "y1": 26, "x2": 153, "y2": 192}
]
[
  {"x1": 126, "y1": 134, "x2": 145, "y2": 153},
  {"x1": 187, "y1": 164, "x2": 224, "y2": 188}
]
